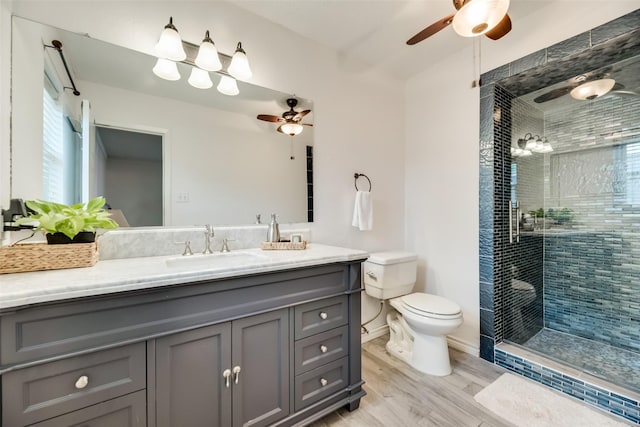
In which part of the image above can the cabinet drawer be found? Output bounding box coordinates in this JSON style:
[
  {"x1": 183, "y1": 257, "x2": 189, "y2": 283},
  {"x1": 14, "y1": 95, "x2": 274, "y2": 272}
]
[
  {"x1": 2, "y1": 342, "x2": 145, "y2": 426},
  {"x1": 294, "y1": 326, "x2": 349, "y2": 374},
  {"x1": 294, "y1": 356, "x2": 348, "y2": 411},
  {"x1": 294, "y1": 296, "x2": 348, "y2": 339},
  {"x1": 28, "y1": 390, "x2": 146, "y2": 427}
]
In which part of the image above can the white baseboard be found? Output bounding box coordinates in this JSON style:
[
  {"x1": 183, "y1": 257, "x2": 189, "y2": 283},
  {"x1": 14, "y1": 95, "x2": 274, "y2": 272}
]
[
  {"x1": 447, "y1": 335, "x2": 479, "y2": 357},
  {"x1": 361, "y1": 324, "x2": 388, "y2": 343}
]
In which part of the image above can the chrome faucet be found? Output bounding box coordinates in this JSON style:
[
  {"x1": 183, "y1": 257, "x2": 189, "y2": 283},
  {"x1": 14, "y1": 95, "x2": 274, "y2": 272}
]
[
  {"x1": 220, "y1": 238, "x2": 235, "y2": 253},
  {"x1": 203, "y1": 224, "x2": 214, "y2": 254}
]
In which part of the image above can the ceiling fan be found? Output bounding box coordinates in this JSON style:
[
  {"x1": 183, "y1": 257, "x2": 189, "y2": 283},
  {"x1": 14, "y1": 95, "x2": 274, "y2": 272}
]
[
  {"x1": 257, "y1": 98, "x2": 313, "y2": 136},
  {"x1": 407, "y1": 0, "x2": 512, "y2": 45}
]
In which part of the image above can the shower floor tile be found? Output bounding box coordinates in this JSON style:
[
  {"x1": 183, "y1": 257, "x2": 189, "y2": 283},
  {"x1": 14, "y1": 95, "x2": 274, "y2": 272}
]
[{"x1": 525, "y1": 328, "x2": 640, "y2": 393}]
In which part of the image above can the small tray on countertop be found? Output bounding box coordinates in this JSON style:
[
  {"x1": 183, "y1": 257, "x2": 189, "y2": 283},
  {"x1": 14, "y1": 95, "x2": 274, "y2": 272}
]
[{"x1": 261, "y1": 241, "x2": 307, "y2": 250}]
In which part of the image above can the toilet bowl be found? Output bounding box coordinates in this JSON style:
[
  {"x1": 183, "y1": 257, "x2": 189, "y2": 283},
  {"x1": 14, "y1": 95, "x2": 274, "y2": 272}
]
[{"x1": 363, "y1": 252, "x2": 464, "y2": 376}]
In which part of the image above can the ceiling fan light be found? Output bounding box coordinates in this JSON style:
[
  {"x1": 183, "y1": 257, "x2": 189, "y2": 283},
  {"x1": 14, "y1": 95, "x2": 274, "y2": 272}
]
[
  {"x1": 188, "y1": 67, "x2": 213, "y2": 89},
  {"x1": 155, "y1": 17, "x2": 187, "y2": 61},
  {"x1": 279, "y1": 122, "x2": 304, "y2": 136},
  {"x1": 228, "y1": 42, "x2": 252, "y2": 81},
  {"x1": 217, "y1": 75, "x2": 239, "y2": 96},
  {"x1": 152, "y1": 58, "x2": 181, "y2": 81},
  {"x1": 195, "y1": 30, "x2": 222, "y2": 72},
  {"x1": 452, "y1": 0, "x2": 510, "y2": 37},
  {"x1": 569, "y1": 78, "x2": 616, "y2": 100}
]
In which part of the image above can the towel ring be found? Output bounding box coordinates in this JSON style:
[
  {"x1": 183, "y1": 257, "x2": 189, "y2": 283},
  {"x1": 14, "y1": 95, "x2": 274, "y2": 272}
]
[{"x1": 354, "y1": 173, "x2": 372, "y2": 192}]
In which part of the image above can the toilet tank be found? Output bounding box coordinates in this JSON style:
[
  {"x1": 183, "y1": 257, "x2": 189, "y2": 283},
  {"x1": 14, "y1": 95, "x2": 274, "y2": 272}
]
[{"x1": 363, "y1": 252, "x2": 418, "y2": 299}]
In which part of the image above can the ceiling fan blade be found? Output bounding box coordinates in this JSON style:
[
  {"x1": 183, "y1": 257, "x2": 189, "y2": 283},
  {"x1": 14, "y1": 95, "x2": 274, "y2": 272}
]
[
  {"x1": 302, "y1": 123, "x2": 313, "y2": 126},
  {"x1": 485, "y1": 13, "x2": 512, "y2": 41},
  {"x1": 612, "y1": 82, "x2": 626, "y2": 91},
  {"x1": 533, "y1": 86, "x2": 573, "y2": 103},
  {"x1": 257, "y1": 114, "x2": 283, "y2": 123},
  {"x1": 294, "y1": 110, "x2": 311, "y2": 121},
  {"x1": 406, "y1": 13, "x2": 455, "y2": 45}
]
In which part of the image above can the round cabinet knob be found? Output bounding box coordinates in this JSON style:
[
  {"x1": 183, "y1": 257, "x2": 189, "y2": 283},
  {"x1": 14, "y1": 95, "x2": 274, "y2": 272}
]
[
  {"x1": 319, "y1": 311, "x2": 328, "y2": 320},
  {"x1": 320, "y1": 377, "x2": 328, "y2": 387},
  {"x1": 320, "y1": 345, "x2": 328, "y2": 353},
  {"x1": 75, "y1": 375, "x2": 89, "y2": 389}
]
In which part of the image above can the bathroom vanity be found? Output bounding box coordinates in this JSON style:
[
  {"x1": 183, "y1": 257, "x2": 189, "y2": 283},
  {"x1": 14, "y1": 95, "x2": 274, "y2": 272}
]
[{"x1": 0, "y1": 244, "x2": 368, "y2": 426}]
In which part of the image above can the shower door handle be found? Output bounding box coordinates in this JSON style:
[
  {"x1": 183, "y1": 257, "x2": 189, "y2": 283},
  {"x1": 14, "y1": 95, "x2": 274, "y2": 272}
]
[{"x1": 509, "y1": 200, "x2": 521, "y2": 243}]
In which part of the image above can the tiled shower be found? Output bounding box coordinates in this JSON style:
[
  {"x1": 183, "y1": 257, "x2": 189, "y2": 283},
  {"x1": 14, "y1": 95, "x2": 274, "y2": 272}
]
[{"x1": 478, "y1": 9, "x2": 640, "y2": 424}]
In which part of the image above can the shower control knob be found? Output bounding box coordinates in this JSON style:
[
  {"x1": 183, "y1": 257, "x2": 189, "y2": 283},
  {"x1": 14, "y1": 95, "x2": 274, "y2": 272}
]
[
  {"x1": 319, "y1": 311, "x2": 328, "y2": 320},
  {"x1": 320, "y1": 345, "x2": 328, "y2": 353},
  {"x1": 320, "y1": 378, "x2": 328, "y2": 387}
]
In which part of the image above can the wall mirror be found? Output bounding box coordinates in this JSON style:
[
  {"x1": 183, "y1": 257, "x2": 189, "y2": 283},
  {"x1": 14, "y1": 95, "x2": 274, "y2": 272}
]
[{"x1": 10, "y1": 16, "x2": 314, "y2": 227}]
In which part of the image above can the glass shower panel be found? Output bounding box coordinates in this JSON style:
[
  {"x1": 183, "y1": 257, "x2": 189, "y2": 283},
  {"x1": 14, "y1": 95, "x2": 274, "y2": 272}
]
[{"x1": 503, "y1": 52, "x2": 640, "y2": 392}]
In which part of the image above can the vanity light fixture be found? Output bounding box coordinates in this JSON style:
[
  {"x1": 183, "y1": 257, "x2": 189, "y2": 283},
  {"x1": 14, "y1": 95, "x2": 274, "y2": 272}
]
[
  {"x1": 188, "y1": 67, "x2": 213, "y2": 89},
  {"x1": 228, "y1": 42, "x2": 252, "y2": 81},
  {"x1": 452, "y1": 0, "x2": 510, "y2": 37},
  {"x1": 513, "y1": 133, "x2": 552, "y2": 157},
  {"x1": 152, "y1": 58, "x2": 181, "y2": 81},
  {"x1": 217, "y1": 75, "x2": 239, "y2": 96},
  {"x1": 153, "y1": 18, "x2": 251, "y2": 96},
  {"x1": 570, "y1": 78, "x2": 616, "y2": 100},
  {"x1": 194, "y1": 30, "x2": 222, "y2": 72},
  {"x1": 278, "y1": 122, "x2": 304, "y2": 136},
  {"x1": 155, "y1": 17, "x2": 187, "y2": 61}
]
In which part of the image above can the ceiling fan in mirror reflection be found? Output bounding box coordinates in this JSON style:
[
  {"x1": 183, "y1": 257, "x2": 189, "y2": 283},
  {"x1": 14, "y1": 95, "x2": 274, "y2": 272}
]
[
  {"x1": 152, "y1": 16, "x2": 252, "y2": 96},
  {"x1": 257, "y1": 98, "x2": 314, "y2": 136}
]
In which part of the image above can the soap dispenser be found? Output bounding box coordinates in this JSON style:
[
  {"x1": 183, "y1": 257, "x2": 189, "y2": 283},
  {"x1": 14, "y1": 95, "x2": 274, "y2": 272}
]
[{"x1": 267, "y1": 213, "x2": 280, "y2": 242}]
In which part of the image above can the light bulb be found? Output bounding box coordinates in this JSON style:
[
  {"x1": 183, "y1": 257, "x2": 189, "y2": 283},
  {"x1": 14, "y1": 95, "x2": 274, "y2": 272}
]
[
  {"x1": 188, "y1": 67, "x2": 213, "y2": 89},
  {"x1": 569, "y1": 78, "x2": 616, "y2": 100},
  {"x1": 195, "y1": 30, "x2": 222, "y2": 72},
  {"x1": 452, "y1": 0, "x2": 510, "y2": 37},
  {"x1": 278, "y1": 122, "x2": 304, "y2": 136},
  {"x1": 155, "y1": 17, "x2": 186, "y2": 61},
  {"x1": 217, "y1": 75, "x2": 239, "y2": 96},
  {"x1": 228, "y1": 42, "x2": 252, "y2": 80},
  {"x1": 152, "y1": 58, "x2": 181, "y2": 81}
]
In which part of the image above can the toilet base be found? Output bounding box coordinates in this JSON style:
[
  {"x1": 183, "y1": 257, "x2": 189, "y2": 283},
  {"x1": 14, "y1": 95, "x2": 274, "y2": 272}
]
[{"x1": 386, "y1": 312, "x2": 453, "y2": 377}]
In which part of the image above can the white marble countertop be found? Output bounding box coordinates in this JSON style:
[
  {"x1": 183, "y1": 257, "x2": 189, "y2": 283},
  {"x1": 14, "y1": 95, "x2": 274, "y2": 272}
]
[{"x1": 0, "y1": 244, "x2": 369, "y2": 310}]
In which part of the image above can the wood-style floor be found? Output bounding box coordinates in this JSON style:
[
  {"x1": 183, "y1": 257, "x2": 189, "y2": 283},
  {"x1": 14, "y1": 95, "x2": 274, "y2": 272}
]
[{"x1": 309, "y1": 335, "x2": 513, "y2": 427}]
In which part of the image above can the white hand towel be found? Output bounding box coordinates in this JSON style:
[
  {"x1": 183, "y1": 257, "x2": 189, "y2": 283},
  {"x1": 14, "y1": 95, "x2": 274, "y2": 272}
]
[{"x1": 352, "y1": 191, "x2": 373, "y2": 231}]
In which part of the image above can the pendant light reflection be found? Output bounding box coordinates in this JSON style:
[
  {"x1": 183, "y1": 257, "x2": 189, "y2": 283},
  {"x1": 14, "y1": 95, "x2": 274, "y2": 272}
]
[
  {"x1": 278, "y1": 122, "x2": 304, "y2": 136},
  {"x1": 217, "y1": 75, "x2": 239, "y2": 96},
  {"x1": 155, "y1": 17, "x2": 187, "y2": 61},
  {"x1": 195, "y1": 30, "x2": 222, "y2": 72},
  {"x1": 513, "y1": 133, "x2": 553, "y2": 157},
  {"x1": 228, "y1": 42, "x2": 253, "y2": 80},
  {"x1": 569, "y1": 78, "x2": 616, "y2": 100},
  {"x1": 452, "y1": 0, "x2": 510, "y2": 37},
  {"x1": 153, "y1": 58, "x2": 181, "y2": 81},
  {"x1": 188, "y1": 67, "x2": 213, "y2": 89}
]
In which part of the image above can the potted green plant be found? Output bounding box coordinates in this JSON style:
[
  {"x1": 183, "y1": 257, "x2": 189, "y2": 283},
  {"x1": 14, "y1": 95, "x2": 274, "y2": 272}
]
[{"x1": 16, "y1": 196, "x2": 118, "y2": 244}]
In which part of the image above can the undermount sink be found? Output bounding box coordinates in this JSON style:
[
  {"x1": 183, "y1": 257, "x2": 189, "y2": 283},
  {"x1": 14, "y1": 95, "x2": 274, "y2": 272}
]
[{"x1": 165, "y1": 251, "x2": 268, "y2": 269}]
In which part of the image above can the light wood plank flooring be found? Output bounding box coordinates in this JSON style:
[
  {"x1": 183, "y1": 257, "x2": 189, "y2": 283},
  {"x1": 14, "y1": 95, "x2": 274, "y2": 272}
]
[{"x1": 309, "y1": 335, "x2": 511, "y2": 427}]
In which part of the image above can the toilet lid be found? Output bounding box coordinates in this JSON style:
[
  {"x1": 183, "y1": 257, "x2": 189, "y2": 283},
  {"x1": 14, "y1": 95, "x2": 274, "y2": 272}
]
[
  {"x1": 512, "y1": 279, "x2": 534, "y2": 292},
  {"x1": 401, "y1": 293, "x2": 461, "y2": 316}
]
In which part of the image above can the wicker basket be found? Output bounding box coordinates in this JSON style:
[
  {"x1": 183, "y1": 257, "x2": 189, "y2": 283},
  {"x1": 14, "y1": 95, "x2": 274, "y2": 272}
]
[
  {"x1": 261, "y1": 241, "x2": 307, "y2": 250},
  {"x1": 0, "y1": 242, "x2": 98, "y2": 274}
]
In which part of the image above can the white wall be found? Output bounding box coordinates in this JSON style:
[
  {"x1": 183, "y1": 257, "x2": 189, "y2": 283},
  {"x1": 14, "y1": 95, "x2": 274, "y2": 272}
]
[
  {"x1": 4, "y1": 1, "x2": 405, "y2": 333},
  {"x1": 0, "y1": 0, "x2": 11, "y2": 225},
  {"x1": 405, "y1": 2, "x2": 640, "y2": 352}
]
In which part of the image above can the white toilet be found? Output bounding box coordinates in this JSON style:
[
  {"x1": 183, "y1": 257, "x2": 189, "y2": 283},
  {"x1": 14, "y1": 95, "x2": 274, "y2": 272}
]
[{"x1": 363, "y1": 252, "x2": 463, "y2": 376}]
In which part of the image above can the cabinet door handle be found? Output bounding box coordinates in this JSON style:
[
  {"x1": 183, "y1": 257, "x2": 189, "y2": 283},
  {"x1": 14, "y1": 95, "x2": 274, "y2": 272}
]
[
  {"x1": 223, "y1": 369, "x2": 232, "y2": 388},
  {"x1": 320, "y1": 377, "x2": 328, "y2": 387},
  {"x1": 319, "y1": 311, "x2": 328, "y2": 320},
  {"x1": 366, "y1": 271, "x2": 377, "y2": 281},
  {"x1": 320, "y1": 344, "x2": 328, "y2": 353},
  {"x1": 233, "y1": 366, "x2": 241, "y2": 384},
  {"x1": 74, "y1": 375, "x2": 89, "y2": 389}
]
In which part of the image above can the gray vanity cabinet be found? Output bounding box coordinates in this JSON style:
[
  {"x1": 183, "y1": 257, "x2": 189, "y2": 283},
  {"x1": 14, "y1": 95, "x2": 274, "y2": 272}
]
[
  {"x1": 154, "y1": 309, "x2": 289, "y2": 427},
  {"x1": 0, "y1": 261, "x2": 366, "y2": 426}
]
